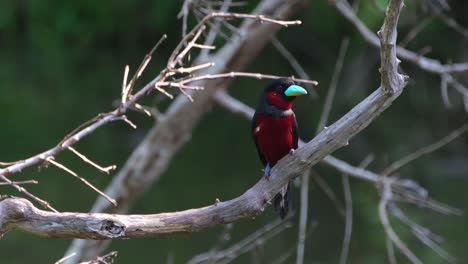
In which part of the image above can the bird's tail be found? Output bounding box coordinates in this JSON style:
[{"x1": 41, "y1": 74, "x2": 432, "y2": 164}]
[{"x1": 273, "y1": 181, "x2": 291, "y2": 219}]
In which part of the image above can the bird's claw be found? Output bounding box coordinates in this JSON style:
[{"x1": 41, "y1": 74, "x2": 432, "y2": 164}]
[{"x1": 263, "y1": 163, "x2": 271, "y2": 180}]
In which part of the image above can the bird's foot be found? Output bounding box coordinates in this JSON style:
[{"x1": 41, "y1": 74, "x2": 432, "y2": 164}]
[{"x1": 263, "y1": 163, "x2": 271, "y2": 180}]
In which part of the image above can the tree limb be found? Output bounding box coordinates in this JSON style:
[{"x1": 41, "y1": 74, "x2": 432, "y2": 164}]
[
  {"x1": 63, "y1": 0, "x2": 307, "y2": 261},
  {"x1": 0, "y1": 0, "x2": 409, "y2": 240}
]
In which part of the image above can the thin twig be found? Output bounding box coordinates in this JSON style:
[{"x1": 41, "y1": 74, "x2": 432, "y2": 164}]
[
  {"x1": 55, "y1": 252, "x2": 77, "y2": 264},
  {"x1": 399, "y1": 16, "x2": 434, "y2": 48},
  {"x1": 379, "y1": 179, "x2": 423, "y2": 264},
  {"x1": 200, "y1": 0, "x2": 232, "y2": 60},
  {"x1": 0, "y1": 160, "x2": 23, "y2": 167},
  {"x1": 68, "y1": 147, "x2": 116, "y2": 174},
  {"x1": 332, "y1": 0, "x2": 468, "y2": 74},
  {"x1": 187, "y1": 217, "x2": 292, "y2": 264},
  {"x1": 47, "y1": 157, "x2": 117, "y2": 207},
  {"x1": 389, "y1": 204, "x2": 455, "y2": 263},
  {"x1": 0, "y1": 12, "x2": 302, "y2": 185},
  {"x1": 295, "y1": 171, "x2": 310, "y2": 264},
  {"x1": 179, "y1": 72, "x2": 318, "y2": 86},
  {"x1": 0, "y1": 175, "x2": 58, "y2": 212},
  {"x1": 386, "y1": 236, "x2": 397, "y2": 264},
  {"x1": 79, "y1": 251, "x2": 118, "y2": 264},
  {"x1": 440, "y1": 74, "x2": 451, "y2": 107},
  {"x1": 446, "y1": 74, "x2": 468, "y2": 96},
  {"x1": 311, "y1": 170, "x2": 345, "y2": 217},
  {"x1": 383, "y1": 124, "x2": 468, "y2": 175},
  {"x1": 272, "y1": 221, "x2": 318, "y2": 264},
  {"x1": 316, "y1": 37, "x2": 349, "y2": 134},
  {"x1": 339, "y1": 174, "x2": 352, "y2": 264},
  {"x1": 0, "y1": 180, "x2": 38, "y2": 186},
  {"x1": 439, "y1": 13, "x2": 468, "y2": 39},
  {"x1": 123, "y1": 34, "x2": 168, "y2": 104}
]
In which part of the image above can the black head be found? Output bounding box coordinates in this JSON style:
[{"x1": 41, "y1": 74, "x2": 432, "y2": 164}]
[{"x1": 262, "y1": 78, "x2": 307, "y2": 110}]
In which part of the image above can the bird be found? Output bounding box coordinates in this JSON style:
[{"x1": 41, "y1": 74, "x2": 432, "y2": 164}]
[{"x1": 251, "y1": 78, "x2": 307, "y2": 219}]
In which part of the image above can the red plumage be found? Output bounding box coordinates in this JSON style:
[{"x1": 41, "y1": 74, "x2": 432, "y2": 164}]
[
  {"x1": 253, "y1": 114, "x2": 296, "y2": 167},
  {"x1": 251, "y1": 78, "x2": 305, "y2": 219}
]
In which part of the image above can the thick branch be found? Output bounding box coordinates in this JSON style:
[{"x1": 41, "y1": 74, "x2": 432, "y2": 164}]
[
  {"x1": 0, "y1": 83, "x2": 403, "y2": 239},
  {"x1": 1, "y1": 0, "x2": 410, "y2": 234}
]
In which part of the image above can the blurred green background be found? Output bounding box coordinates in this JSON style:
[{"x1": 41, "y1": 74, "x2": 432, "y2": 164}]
[{"x1": 1, "y1": 0, "x2": 467, "y2": 263}]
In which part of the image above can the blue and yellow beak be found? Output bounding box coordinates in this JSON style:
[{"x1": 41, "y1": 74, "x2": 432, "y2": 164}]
[{"x1": 284, "y1": 85, "x2": 307, "y2": 97}]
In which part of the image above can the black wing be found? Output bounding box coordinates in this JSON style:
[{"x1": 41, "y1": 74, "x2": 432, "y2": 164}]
[
  {"x1": 251, "y1": 113, "x2": 268, "y2": 166},
  {"x1": 292, "y1": 113, "x2": 299, "y2": 149}
]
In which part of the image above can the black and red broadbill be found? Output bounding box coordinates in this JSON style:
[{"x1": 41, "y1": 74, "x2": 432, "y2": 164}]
[{"x1": 251, "y1": 78, "x2": 308, "y2": 219}]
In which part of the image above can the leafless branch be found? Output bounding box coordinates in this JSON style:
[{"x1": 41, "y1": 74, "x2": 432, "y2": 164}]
[
  {"x1": 0, "y1": 9, "x2": 305, "y2": 214},
  {"x1": 64, "y1": 0, "x2": 308, "y2": 261},
  {"x1": 55, "y1": 253, "x2": 77, "y2": 264},
  {"x1": 382, "y1": 124, "x2": 468, "y2": 176},
  {"x1": 79, "y1": 251, "x2": 118, "y2": 264},
  {"x1": 46, "y1": 157, "x2": 117, "y2": 207},
  {"x1": 187, "y1": 217, "x2": 292, "y2": 264},
  {"x1": 272, "y1": 221, "x2": 318, "y2": 264},
  {"x1": 295, "y1": 171, "x2": 310, "y2": 264},
  {"x1": 199, "y1": 0, "x2": 232, "y2": 60},
  {"x1": 1, "y1": 0, "x2": 410, "y2": 243},
  {"x1": 0, "y1": 180, "x2": 37, "y2": 186},
  {"x1": 214, "y1": 90, "x2": 425, "y2": 194},
  {"x1": 0, "y1": 175, "x2": 57, "y2": 212},
  {"x1": 441, "y1": 73, "x2": 451, "y2": 107},
  {"x1": 177, "y1": 72, "x2": 318, "y2": 86},
  {"x1": 311, "y1": 170, "x2": 345, "y2": 217},
  {"x1": 332, "y1": 0, "x2": 468, "y2": 74},
  {"x1": 316, "y1": 37, "x2": 349, "y2": 134},
  {"x1": 389, "y1": 204, "x2": 455, "y2": 263},
  {"x1": 379, "y1": 179, "x2": 423, "y2": 264},
  {"x1": 339, "y1": 174, "x2": 352, "y2": 264},
  {"x1": 439, "y1": 13, "x2": 468, "y2": 39},
  {"x1": 399, "y1": 16, "x2": 434, "y2": 48},
  {"x1": 68, "y1": 147, "x2": 116, "y2": 174}
]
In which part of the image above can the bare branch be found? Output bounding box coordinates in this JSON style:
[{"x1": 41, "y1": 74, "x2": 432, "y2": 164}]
[
  {"x1": 0, "y1": 11, "x2": 302, "y2": 183},
  {"x1": 383, "y1": 124, "x2": 468, "y2": 176},
  {"x1": 46, "y1": 157, "x2": 117, "y2": 207},
  {"x1": 399, "y1": 16, "x2": 433, "y2": 48},
  {"x1": 390, "y1": 204, "x2": 455, "y2": 262},
  {"x1": 379, "y1": 179, "x2": 423, "y2": 264},
  {"x1": 332, "y1": 0, "x2": 468, "y2": 74},
  {"x1": 79, "y1": 251, "x2": 118, "y2": 264},
  {"x1": 200, "y1": 0, "x2": 232, "y2": 60},
  {"x1": 179, "y1": 72, "x2": 318, "y2": 86},
  {"x1": 187, "y1": 218, "x2": 292, "y2": 264},
  {"x1": 339, "y1": 174, "x2": 352, "y2": 264},
  {"x1": 441, "y1": 74, "x2": 451, "y2": 107},
  {"x1": 377, "y1": 0, "x2": 407, "y2": 94},
  {"x1": 312, "y1": 170, "x2": 345, "y2": 217},
  {"x1": 55, "y1": 253, "x2": 77, "y2": 264},
  {"x1": 295, "y1": 172, "x2": 310, "y2": 264},
  {"x1": 1, "y1": 0, "x2": 410, "y2": 239},
  {"x1": 68, "y1": 147, "x2": 116, "y2": 174},
  {"x1": 0, "y1": 175, "x2": 58, "y2": 212},
  {"x1": 214, "y1": 91, "x2": 425, "y2": 195},
  {"x1": 316, "y1": 37, "x2": 349, "y2": 134},
  {"x1": 0, "y1": 180, "x2": 37, "y2": 186},
  {"x1": 439, "y1": 13, "x2": 468, "y2": 39},
  {"x1": 64, "y1": 0, "x2": 309, "y2": 260}
]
